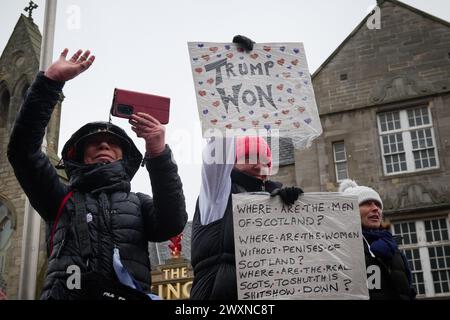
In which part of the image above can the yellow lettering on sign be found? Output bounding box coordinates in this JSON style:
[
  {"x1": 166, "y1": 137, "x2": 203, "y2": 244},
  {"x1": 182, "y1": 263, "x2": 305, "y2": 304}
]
[
  {"x1": 152, "y1": 281, "x2": 193, "y2": 299},
  {"x1": 162, "y1": 267, "x2": 190, "y2": 280}
]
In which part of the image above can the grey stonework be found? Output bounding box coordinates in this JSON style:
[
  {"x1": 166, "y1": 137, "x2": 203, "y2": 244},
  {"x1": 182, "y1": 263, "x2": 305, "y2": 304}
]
[{"x1": 272, "y1": 1, "x2": 450, "y2": 218}]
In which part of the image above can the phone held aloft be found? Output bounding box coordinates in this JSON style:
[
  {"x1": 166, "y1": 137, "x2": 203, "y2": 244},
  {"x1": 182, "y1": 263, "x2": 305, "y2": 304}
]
[{"x1": 110, "y1": 88, "x2": 170, "y2": 124}]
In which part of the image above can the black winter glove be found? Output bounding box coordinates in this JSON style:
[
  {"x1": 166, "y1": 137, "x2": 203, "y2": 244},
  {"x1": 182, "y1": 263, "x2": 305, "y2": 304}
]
[
  {"x1": 232, "y1": 35, "x2": 255, "y2": 51},
  {"x1": 271, "y1": 187, "x2": 304, "y2": 206}
]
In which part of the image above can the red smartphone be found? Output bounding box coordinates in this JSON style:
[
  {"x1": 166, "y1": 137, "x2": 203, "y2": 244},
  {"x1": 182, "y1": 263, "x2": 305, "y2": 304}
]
[{"x1": 110, "y1": 88, "x2": 170, "y2": 124}]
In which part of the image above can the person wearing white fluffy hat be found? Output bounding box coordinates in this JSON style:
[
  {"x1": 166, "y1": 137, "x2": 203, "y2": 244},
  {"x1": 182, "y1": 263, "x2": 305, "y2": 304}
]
[{"x1": 339, "y1": 179, "x2": 416, "y2": 300}]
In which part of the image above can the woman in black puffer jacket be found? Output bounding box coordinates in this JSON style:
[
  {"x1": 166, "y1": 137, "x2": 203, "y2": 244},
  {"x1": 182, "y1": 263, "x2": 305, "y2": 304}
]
[{"x1": 7, "y1": 49, "x2": 187, "y2": 300}]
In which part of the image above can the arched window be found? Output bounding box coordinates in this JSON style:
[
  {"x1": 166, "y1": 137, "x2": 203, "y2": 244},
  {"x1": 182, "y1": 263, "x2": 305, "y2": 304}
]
[
  {"x1": 10, "y1": 76, "x2": 29, "y2": 128},
  {"x1": 0, "y1": 86, "x2": 10, "y2": 129}
]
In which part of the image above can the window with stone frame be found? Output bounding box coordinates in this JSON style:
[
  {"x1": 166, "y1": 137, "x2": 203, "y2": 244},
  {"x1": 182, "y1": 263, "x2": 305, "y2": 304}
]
[
  {"x1": 332, "y1": 141, "x2": 348, "y2": 182},
  {"x1": 0, "y1": 88, "x2": 10, "y2": 129},
  {"x1": 392, "y1": 217, "x2": 450, "y2": 298},
  {"x1": 7, "y1": 83, "x2": 29, "y2": 133},
  {"x1": 377, "y1": 106, "x2": 439, "y2": 175}
]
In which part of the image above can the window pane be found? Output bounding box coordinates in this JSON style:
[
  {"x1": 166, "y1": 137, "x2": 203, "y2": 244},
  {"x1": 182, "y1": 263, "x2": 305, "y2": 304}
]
[
  {"x1": 378, "y1": 111, "x2": 400, "y2": 132},
  {"x1": 433, "y1": 220, "x2": 439, "y2": 230},
  {"x1": 423, "y1": 113, "x2": 430, "y2": 125},
  {"x1": 397, "y1": 134, "x2": 404, "y2": 151},
  {"x1": 428, "y1": 245, "x2": 450, "y2": 294},
  {"x1": 334, "y1": 142, "x2": 348, "y2": 181},
  {"x1": 445, "y1": 247, "x2": 450, "y2": 256},
  {"x1": 378, "y1": 108, "x2": 437, "y2": 174},
  {"x1": 394, "y1": 112, "x2": 401, "y2": 129},
  {"x1": 429, "y1": 247, "x2": 436, "y2": 257},
  {"x1": 414, "y1": 259, "x2": 422, "y2": 270},
  {"x1": 415, "y1": 159, "x2": 421, "y2": 169},
  {"x1": 393, "y1": 222, "x2": 418, "y2": 245},
  {"x1": 419, "y1": 284, "x2": 425, "y2": 294},
  {"x1": 336, "y1": 163, "x2": 348, "y2": 181},
  {"x1": 333, "y1": 142, "x2": 346, "y2": 161},
  {"x1": 409, "y1": 106, "x2": 430, "y2": 128},
  {"x1": 434, "y1": 278, "x2": 442, "y2": 294},
  {"x1": 335, "y1": 152, "x2": 345, "y2": 161},
  {"x1": 386, "y1": 163, "x2": 392, "y2": 173},
  {"x1": 430, "y1": 158, "x2": 436, "y2": 167},
  {"x1": 408, "y1": 116, "x2": 415, "y2": 127},
  {"x1": 393, "y1": 163, "x2": 399, "y2": 172},
  {"x1": 416, "y1": 116, "x2": 423, "y2": 126},
  {"x1": 413, "y1": 147, "x2": 437, "y2": 170},
  {"x1": 334, "y1": 142, "x2": 344, "y2": 152},
  {"x1": 400, "y1": 162, "x2": 407, "y2": 171},
  {"x1": 434, "y1": 230, "x2": 441, "y2": 241},
  {"x1": 431, "y1": 259, "x2": 437, "y2": 269},
  {"x1": 402, "y1": 248, "x2": 425, "y2": 295}
]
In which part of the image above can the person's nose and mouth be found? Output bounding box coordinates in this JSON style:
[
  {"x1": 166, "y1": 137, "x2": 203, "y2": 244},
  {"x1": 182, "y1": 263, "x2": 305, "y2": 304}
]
[
  {"x1": 253, "y1": 162, "x2": 269, "y2": 180},
  {"x1": 94, "y1": 141, "x2": 115, "y2": 162},
  {"x1": 367, "y1": 201, "x2": 381, "y2": 223}
]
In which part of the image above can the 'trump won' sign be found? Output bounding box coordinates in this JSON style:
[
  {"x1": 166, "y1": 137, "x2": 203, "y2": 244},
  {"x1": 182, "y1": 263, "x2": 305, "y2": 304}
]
[{"x1": 188, "y1": 42, "x2": 322, "y2": 149}]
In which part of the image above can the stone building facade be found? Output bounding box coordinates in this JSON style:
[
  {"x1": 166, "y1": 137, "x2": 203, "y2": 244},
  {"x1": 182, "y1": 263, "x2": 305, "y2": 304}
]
[
  {"x1": 0, "y1": 14, "x2": 64, "y2": 299},
  {"x1": 285, "y1": 0, "x2": 450, "y2": 299}
]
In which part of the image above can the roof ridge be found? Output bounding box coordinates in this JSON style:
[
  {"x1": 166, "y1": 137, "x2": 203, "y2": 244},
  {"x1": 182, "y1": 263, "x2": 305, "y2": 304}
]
[
  {"x1": 0, "y1": 14, "x2": 41, "y2": 64},
  {"x1": 19, "y1": 14, "x2": 42, "y2": 62},
  {"x1": 312, "y1": 0, "x2": 450, "y2": 79}
]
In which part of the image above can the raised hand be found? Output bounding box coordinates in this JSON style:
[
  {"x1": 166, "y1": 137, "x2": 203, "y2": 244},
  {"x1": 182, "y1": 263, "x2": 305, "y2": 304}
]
[
  {"x1": 232, "y1": 35, "x2": 255, "y2": 51},
  {"x1": 129, "y1": 112, "x2": 166, "y2": 158},
  {"x1": 271, "y1": 187, "x2": 304, "y2": 206},
  {"x1": 44, "y1": 48, "x2": 95, "y2": 82}
]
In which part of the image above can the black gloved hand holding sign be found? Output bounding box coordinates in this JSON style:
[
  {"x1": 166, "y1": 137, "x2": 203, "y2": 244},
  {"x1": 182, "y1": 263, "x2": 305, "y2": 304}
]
[
  {"x1": 271, "y1": 187, "x2": 304, "y2": 206},
  {"x1": 232, "y1": 35, "x2": 255, "y2": 51}
]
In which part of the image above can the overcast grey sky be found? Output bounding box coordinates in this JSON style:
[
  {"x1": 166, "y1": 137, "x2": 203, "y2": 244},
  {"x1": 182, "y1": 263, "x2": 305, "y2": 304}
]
[{"x1": 1, "y1": 0, "x2": 449, "y2": 220}]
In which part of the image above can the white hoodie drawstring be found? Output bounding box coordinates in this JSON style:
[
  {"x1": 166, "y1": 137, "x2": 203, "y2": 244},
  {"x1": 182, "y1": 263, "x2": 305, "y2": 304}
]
[{"x1": 363, "y1": 235, "x2": 376, "y2": 258}]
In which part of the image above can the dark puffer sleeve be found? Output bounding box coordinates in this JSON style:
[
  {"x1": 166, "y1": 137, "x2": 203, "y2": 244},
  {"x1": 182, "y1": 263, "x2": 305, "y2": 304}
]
[
  {"x1": 7, "y1": 72, "x2": 69, "y2": 221},
  {"x1": 137, "y1": 146, "x2": 187, "y2": 241}
]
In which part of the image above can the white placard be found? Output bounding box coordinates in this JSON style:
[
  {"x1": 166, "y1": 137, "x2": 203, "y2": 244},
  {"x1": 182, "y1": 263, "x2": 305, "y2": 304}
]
[{"x1": 232, "y1": 192, "x2": 369, "y2": 300}]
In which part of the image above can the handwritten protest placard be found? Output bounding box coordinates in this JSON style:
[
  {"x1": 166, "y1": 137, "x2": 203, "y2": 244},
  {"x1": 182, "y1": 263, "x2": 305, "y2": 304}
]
[
  {"x1": 232, "y1": 192, "x2": 369, "y2": 300},
  {"x1": 188, "y1": 42, "x2": 322, "y2": 149}
]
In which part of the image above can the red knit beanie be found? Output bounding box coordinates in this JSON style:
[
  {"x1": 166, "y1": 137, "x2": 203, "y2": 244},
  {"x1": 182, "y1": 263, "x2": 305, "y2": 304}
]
[{"x1": 235, "y1": 136, "x2": 272, "y2": 169}]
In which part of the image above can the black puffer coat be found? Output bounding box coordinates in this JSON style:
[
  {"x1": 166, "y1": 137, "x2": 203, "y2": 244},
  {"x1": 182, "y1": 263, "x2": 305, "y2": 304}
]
[
  {"x1": 8, "y1": 72, "x2": 187, "y2": 299},
  {"x1": 190, "y1": 169, "x2": 281, "y2": 300},
  {"x1": 363, "y1": 233, "x2": 416, "y2": 300}
]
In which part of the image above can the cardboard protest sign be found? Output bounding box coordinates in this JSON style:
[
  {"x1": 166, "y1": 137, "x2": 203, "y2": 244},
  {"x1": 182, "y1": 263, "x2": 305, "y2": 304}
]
[
  {"x1": 232, "y1": 192, "x2": 369, "y2": 300},
  {"x1": 188, "y1": 42, "x2": 322, "y2": 149}
]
